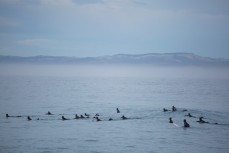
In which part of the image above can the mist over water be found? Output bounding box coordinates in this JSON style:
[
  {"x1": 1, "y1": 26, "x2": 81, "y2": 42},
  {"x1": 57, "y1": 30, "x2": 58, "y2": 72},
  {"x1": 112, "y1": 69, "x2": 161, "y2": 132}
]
[
  {"x1": 1, "y1": 63, "x2": 229, "y2": 79},
  {"x1": 0, "y1": 63, "x2": 229, "y2": 153}
]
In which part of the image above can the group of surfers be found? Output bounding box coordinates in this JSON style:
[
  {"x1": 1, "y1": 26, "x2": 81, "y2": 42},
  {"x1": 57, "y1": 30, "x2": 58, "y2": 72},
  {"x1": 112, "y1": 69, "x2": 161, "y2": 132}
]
[
  {"x1": 5, "y1": 107, "x2": 219, "y2": 127},
  {"x1": 165, "y1": 106, "x2": 219, "y2": 128},
  {"x1": 6, "y1": 108, "x2": 128, "y2": 122}
]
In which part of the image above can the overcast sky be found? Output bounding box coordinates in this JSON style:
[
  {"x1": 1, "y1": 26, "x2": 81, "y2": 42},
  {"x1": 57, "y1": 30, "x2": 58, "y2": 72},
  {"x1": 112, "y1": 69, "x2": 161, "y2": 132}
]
[{"x1": 0, "y1": 0, "x2": 228, "y2": 58}]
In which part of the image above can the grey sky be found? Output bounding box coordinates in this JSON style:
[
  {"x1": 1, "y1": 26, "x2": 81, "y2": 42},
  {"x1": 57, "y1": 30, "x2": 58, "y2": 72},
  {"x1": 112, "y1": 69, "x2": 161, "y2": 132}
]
[{"x1": 0, "y1": 0, "x2": 228, "y2": 58}]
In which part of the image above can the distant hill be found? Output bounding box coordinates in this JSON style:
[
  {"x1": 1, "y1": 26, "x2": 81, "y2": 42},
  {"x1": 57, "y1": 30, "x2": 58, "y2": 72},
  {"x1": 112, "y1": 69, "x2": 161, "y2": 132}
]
[{"x1": 0, "y1": 53, "x2": 229, "y2": 67}]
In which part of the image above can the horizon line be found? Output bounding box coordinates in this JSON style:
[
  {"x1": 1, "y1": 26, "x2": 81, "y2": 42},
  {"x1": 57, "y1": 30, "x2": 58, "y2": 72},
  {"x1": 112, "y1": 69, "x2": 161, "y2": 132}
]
[{"x1": 0, "y1": 52, "x2": 227, "y2": 60}]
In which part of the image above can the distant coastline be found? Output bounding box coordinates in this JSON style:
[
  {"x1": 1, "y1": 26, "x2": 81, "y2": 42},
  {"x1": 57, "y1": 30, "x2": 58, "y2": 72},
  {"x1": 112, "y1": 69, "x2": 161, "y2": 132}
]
[{"x1": 0, "y1": 53, "x2": 229, "y2": 67}]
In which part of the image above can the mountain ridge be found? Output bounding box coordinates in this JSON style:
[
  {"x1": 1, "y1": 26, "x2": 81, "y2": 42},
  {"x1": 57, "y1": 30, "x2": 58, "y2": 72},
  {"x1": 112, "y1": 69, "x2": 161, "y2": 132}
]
[{"x1": 0, "y1": 53, "x2": 228, "y2": 67}]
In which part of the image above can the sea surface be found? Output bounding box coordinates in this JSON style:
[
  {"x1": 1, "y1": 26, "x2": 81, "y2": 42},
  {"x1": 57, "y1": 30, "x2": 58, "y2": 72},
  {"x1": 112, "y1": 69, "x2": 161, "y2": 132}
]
[{"x1": 0, "y1": 75, "x2": 229, "y2": 153}]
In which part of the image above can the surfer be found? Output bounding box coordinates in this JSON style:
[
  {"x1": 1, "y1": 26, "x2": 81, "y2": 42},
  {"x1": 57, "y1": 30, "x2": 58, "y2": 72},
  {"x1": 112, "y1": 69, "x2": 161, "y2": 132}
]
[
  {"x1": 163, "y1": 108, "x2": 169, "y2": 112},
  {"x1": 27, "y1": 116, "x2": 32, "y2": 121},
  {"x1": 46, "y1": 111, "x2": 53, "y2": 115},
  {"x1": 109, "y1": 118, "x2": 113, "y2": 121},
  {"x1": 197, "y1": 117, "x2": 209, "y2": 123},
  {"x1": 74, "y1": 114, "x2": 80, "y2": 119},
  {"x1": 95, "y1": 113, "x2": 99, "y2": 116},
  {"x1": 85, "y1": 113, "x2": 90, "y2": 117},
  {"x1": 80, "y1": 115, "x2": 85, "y2": 118},
  {"x1": 116, "y1": 108, "x2": 120, "y2": 113},
  {"x1": 62, "y1": 116, "x2": 69, "y2": 120},
  {"x1": 95, "y1": 117, "x2": 101, "y2": 121},
  {"x1": 185, "y1": 113, "x2": 196, "y2": 118},
  {"x1": 183, "y1": 119, "x2": 190, "y2": 128},
  {"x1": 121, "y1": 115, "x2": 128, "y2": 120},
  {"x1": 6, "y1": 114, "x2": 22, "y2": 118},
  {"x1": 169, "y1": 117, "x2": 173, "y2": 123},
  {"x1": 172, "y1": 106, "x2": 177, "y2": 112}
]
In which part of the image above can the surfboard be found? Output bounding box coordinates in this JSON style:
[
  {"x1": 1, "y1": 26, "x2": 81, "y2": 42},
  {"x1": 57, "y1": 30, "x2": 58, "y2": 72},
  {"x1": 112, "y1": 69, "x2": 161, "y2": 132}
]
[{"x1": 173, "y1": 123, "x2": 179, "y2": 127}]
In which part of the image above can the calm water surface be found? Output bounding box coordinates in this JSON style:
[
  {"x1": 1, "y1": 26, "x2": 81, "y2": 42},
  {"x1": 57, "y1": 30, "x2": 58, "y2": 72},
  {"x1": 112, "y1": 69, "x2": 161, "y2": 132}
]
[{"x1": 0, "y1": 76, "x2": 229, "y2": 153}]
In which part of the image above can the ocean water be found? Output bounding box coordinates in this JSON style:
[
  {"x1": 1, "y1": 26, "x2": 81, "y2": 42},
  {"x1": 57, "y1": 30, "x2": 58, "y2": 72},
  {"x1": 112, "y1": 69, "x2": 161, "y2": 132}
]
[{"x1": 0, "y1": 76, "x2": 229, "y2": 153}]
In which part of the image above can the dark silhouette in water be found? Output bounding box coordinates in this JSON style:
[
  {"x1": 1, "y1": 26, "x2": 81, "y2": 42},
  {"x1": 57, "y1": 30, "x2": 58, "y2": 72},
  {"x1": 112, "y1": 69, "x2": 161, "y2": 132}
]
[
  {"x1": 197, "y1": 117, "x2": 209, "y2": 123},
  {"x1": 95, "y1": 117, "x2": 101, "y2": 121},
  {"x1": 109, "y1": 118, "x2": 113, "y2": 121},
  {"x1": 85, "y1": 113, "x2": 90, "y2": 117},
  {"x1": 74, "y1": 114, "x2": 80, "y2": 119},
  {"x1": 80, "y1": 115, "x2": 85, "y2": 118},
  {"x1": 185, "y1": 113, "x2": 196, "y2": 118},
  {"x1": 46, "y1": 111, "x2": 53, "y2": 115},
  {"x1": 93, "y1": 113, "x2": 100, "y2": 118},
  {"x1": 121, "y1": 115, "x2": 128, "y2": 120},
  {"x1": 27, "y1": 116, "x2": 32, "y2": 121},
  {"x1": 172, "y1": 106, "x2": 177, "y2": 112},
  {"x1": 183, "y1": 119, "x2": 190, "y2": 127},
  {"x1": 197, "y1": 117, "x2": 219, "y2": 124},
  {"x1": 163, "y1": 108, "x2": 169, "y2": 112},
  {"x1": 37, "y1": 118, "x2": 39, "y2": 120},
  {"x1": 6, "y1": 114, "x2": 22, "y2": 118},
  {"x1": 62, "y1": 116, "x2": 69, "y2": 120},
  {"x1": 117, "y1": 108, "x2": 120, "y2": 113},
  {"x1": 169, "y1": 117, "x2": 173, "y2": 123}
]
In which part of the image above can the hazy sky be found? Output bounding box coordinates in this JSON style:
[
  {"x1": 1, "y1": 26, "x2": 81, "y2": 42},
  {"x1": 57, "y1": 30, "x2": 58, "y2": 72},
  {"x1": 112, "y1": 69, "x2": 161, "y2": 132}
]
[{"x1": 0, "y1": 0, "x2": 229, "y2": 58}]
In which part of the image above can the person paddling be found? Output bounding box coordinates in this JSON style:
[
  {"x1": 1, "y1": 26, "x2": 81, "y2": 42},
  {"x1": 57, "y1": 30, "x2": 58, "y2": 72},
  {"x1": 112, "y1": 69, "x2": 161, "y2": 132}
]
[
  {"x1": 163, "y1": 108, "x2": 169, "y2": 112},
  {"x1": 62, "y1": 116, "x2": 69, "y2": 120},
  {"x1": 121, "y1": 115, "x2": 128, "y2": 120},
  {"x1": 185, "y1": 113, "x2": 196, "y2": 118},
  {"x1": 197, "y1": 117, "x2": 209, "y2": 123}
]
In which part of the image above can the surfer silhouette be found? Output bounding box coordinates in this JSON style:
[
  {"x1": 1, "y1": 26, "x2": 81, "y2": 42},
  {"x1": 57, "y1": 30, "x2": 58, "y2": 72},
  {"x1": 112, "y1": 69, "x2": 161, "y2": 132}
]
[
  {"x1": 62, "y1": 116, "x2": 69, "y2": 120},
  {"x1": 121, "y1": 115, "x2": 128, "y2": 120},
  {"x1": 172, "y1": 106, "x2": 177, "y2": 112},
  {"x1": 27, "y1": 116, "x2": 32, "y2": 121},
  {"x1": 169, "y1": 117, "x2": 173, "y2": 123},
  {"x1": 46, "y1": 111, "x2": 53, "y2": 115},
  {"x1": 183, "y1": 119, "x2": 190, "y2": 127},
  {"x1": 74, "y1": 114, "x2": 80, "y2": 119},
  {"x1": 197, "y1": 117, "x2": 209, "y2": 123},
  {"x1": 185, "y1": 113, "x2": 196, "y2": 118},
  {"x1": 163, "y1": 108, "x2": 169, "y2": 112},
  {"x1": 117, "y1": 108, "x2": 120, "y2": 113}
]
